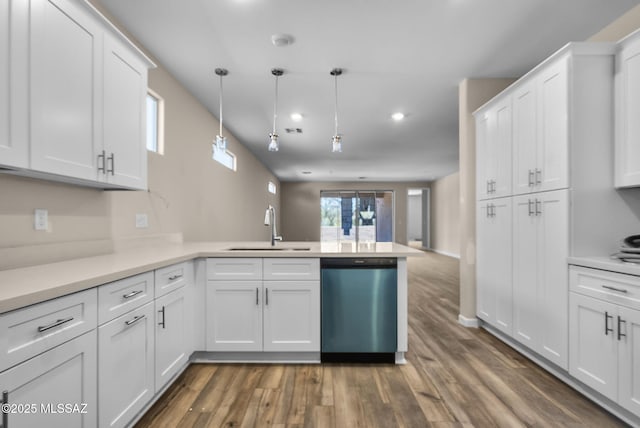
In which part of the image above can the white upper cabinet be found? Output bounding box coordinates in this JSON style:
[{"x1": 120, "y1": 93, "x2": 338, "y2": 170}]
[
  {"x1": 615, "y1": 30, "x2": 640, "y2": 188},
  {"x1": 30, "y1": 0, "x2": 102, "y2": 181},
  {"x1": 0, "y1": 0, "x2": 28, "y2": 168},
  {"x1": 512, "y1": 56, "x2": 569, "y2": 195},
  {"x1": 476, "y1": 95, "x2": 512, "y2": 200},
  {"x1": 103, "y1": 32, "x2": 149, "y2": 189},
  {"x1": 5, "y1": 0, "x2": 153, "y2": 189}
]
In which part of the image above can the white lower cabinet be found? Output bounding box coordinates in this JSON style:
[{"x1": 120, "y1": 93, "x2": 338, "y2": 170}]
[
  {"x1": 263, "y1": 281, "x2": 320, "y2": 352},
  {"x1": 513, "y1": 189, "x2": 569, "y2": 369},
  {"x1": 98, "y1": 302, "x2": 154, "y2": 428},
  {"x1": 0, "y1": 330, "x2": 97, "y2": 428},
  {"x1": 206, "y1": 258, "x2": 320, "y2": 353},
  {"x1": 155, "y1": 286, "x2": 188, "y2": 391},
  {"x1": 569, "y1": 265, "x2": 640, "y2": 418}
]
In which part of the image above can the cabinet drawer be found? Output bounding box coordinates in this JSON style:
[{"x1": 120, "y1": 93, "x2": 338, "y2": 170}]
[
  {"x1": 0, "y1": 288, "x2": 97, "y2": 372},
  {"x1": 155, "y1": 261, "x2": 192, "y2": 297},
  {"x1": 98, "y1": 271, "x2": 154, "y2": 325},
  {"x1": 207, "y1": 258, "x2": 262, "y2": 280},
  {"x1": 570, "y1": 266, "x2": 640, "y2": 310},
  {"x1": 263, "y1": 258, "x2": 320, "y2": 281}
]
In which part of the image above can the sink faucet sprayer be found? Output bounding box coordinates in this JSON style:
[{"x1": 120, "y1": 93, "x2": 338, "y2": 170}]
[{"x1": 264, "y1": 205, "x2": 282, "y2": 246}]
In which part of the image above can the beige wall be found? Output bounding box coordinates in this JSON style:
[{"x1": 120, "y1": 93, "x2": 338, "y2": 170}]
[
  {"x1": 458, "y1": 78, "x2": 516, "y2": 321},
  {"x1": 0, "y1": 3, "x2": 279, "y2": 270},
  {"x1": 430, "y1": 172, "x2": 460, "y2": 258},
  {"x1": 589, "y1": 5, "x2": 640, "y2": 42},
  {"x1": 280, "y1": 181, "x2": 431, "y2": 245}
]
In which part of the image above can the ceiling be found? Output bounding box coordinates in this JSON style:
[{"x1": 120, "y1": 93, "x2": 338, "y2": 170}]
[{"x1": 98, "y1": 0, "x2": 638, "y2": 182}]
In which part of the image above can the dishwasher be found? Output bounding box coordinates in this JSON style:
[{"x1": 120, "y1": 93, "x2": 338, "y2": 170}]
[{"x1": 321, "y1": 258, "x2": 397, "y2": 363}]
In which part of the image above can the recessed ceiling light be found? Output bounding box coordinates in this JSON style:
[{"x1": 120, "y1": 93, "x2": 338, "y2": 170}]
[
  {"x1": 301, "y1": 171, "x2": 312, "y2": 175},
  {"x1": 290, "y1": 112, "x2": 303, "y2": 121},
  {"x1": 391, "y1": 112, "x2": 405, "y2": 121},
  {"x1": 271, "y1": 33, "x2": 294, "y2": 47}
]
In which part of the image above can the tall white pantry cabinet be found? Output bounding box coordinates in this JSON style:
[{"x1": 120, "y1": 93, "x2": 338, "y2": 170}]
[{"x1": 475, "y1": 42, "x2": 640, "y2": 373}]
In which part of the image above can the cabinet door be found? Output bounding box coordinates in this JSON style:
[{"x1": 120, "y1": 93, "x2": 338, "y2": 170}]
[
  {"x1": 569, "y1": 293, "x2": 618, "y2": 401},
  {"x1": 537, "y1": 190, "x2": 569, "y2": 369},
  {"x1": 30, "y1": 0, "x2": 102, "y2": 180},
  {"x1": 537, "y1": 58, "x2": 569, "y2": 192},
  {"x1": 263, "y1": 281, "x2": 320, "y2": 352},
  {"x1": 512, "y1": 81, "x2": 537, "y2": 195},
  {"x1": 616, "y1": 37, "x2": 640, "y2": 188},
  {"x1": 0, "y1": 331, "x2": 97, "y2": 428},
  {"x1": 103, "y1": 33, "x2": 148, "y2": 190},
  {"x1": 618, "y1": 306, "x2": 640, "y2": 415},
  {"x1": 492, "y1": 198, "x2": 513, "y2": 335},
  {"x1": 98, "y1": 302, "x2": 154, "y2": 428},
  {"x1": 476, "y1": 201, "x2": 494, "y2": 322},
  {"x1": 155, "y1": 287, "x2": 188, "y2": 392},
  {"x1": 0, "y1": 0, "x2": 28, "y2": 168},
  {"x1": 493, "y1": 98, "x2": 512, "y2": 198},
  {"x1": 476, "y1": 112, "x2": 491, "y2": 200},
  {"x1": 512, "y1": 194, "x2": 538, "y2": 348},
  {"x1": 206, "y1": 281, "x2": 262, "y2": 351}
]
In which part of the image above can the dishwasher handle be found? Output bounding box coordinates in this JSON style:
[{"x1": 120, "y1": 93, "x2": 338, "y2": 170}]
[{"x1": 321, "y1": 258, "x2": 397, "y2": 269}]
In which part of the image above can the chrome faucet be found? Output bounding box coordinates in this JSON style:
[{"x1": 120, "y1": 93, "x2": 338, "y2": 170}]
[{"x1": 264, "y1": 205, "x2": 282, "y2": 246}]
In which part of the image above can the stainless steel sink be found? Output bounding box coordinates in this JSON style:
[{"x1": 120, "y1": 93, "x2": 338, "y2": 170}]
[{"x1": 226, "y1": 247, "x2": 311, "y2": 251}]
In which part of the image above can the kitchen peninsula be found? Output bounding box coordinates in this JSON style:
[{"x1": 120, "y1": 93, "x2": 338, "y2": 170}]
[{"x1": 0, "y1": 240, "x2": 422, "y2": 428}]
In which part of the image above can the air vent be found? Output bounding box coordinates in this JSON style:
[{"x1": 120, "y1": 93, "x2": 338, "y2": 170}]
[{"x1": 285, "y1": 128, "x2": 303, "y2": 134}]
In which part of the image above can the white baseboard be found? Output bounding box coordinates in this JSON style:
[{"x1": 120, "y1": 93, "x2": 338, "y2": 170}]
[
  {"x1": 458, "y1": 314, "x2": 479, "y2": 328},
  {"x1": 432, "y1": 249, "x2": 461, "y2": 259}
]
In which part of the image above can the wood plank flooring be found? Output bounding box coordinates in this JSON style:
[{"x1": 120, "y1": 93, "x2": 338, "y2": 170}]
[{"x1": 135, "y1": 252, "x2": 627, "y2": 427}]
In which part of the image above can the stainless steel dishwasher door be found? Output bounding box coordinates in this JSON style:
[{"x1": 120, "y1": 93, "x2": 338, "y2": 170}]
[{"x1": 321, "y1": 258, "x2": 397, "y2": 358}]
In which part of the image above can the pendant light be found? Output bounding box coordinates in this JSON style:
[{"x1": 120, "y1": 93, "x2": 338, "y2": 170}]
[
  {"x1": 269, "y1": 68, "x2": 284, "y2": 152},
  {"x1": 330, "y1": 68, "x2": 343, "y2": 153},
  {"x1": 214, "y1": 68, "x2": 228, "y2": 151}
]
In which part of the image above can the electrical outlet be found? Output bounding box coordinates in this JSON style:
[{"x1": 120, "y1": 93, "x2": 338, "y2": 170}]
[
  {"x1": 135, "y1": 213, "x2": 148, "y2": 228},
  {"x1": 34, "y1": 209, "x2": 48, "y2": 231}
]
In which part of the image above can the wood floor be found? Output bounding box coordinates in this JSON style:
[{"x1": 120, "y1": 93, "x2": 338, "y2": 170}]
[{"x1": 135, "y1": 252, "x2": 626, "y2": 428}]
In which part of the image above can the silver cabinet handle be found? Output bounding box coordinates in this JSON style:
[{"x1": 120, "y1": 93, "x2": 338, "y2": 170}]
[
  {"x1": 266, "y1": 288, "x2": 269, "y2": 306},
  {"x1": 107, "y1": 153, "x2": 115, "y2": 175},
  {"x1": 158, "y1": 306, "x2": 166, "y2": 329},
  {"x1": 605, "y1": 311, "x2": 613, "y2": 336},
  {"x1": 491, "y1": 180, "x2": 496, "y2": 193},
  {"x1": 38, "y1": 316, "x2": 74, "y2": 333},
  {"x1": 528, "y1": 169, "x2": 534, "y2": 187},
  {"x1": 618, "y1": 316, "x2": 627, "y2": 341},
  {"x1": 602, "y1": 285, "x2": 628, "y2": 294},
  {"x1": 168, "y1": 274, "x2": 183, "y2": 281},
  {"x1": 2, "y1": 390, "x2": 8, "y2": 428},
  {"x1": 535, "y1": 168, "x2": 542, "y2": 185},
  {"x1": 122, "y1": 290, "x2": 143, "y2": 299},
  {"x1": 528, "y1": 199, "x2": 534, "y2": 216},
  {"x1": 486, "y1": 180, "x2": 491, "y2": 193},
  {"x1": 97, "y1": 150, "x2": 106, "y2": 174},
  {"x1": 125, "y1": 314, "x2": 146, "y2": 326},
  {"x1": 256, "y1": 288, "x2": 259, "y2": 306},
  {"x1": 535, "y1": 199, "x2": 542, "y2": 216}
]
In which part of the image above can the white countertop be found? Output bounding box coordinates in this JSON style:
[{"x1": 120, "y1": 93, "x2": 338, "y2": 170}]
[
  {"x1": 0, "y1": 241, "x2": 423, "y2": 314},
  {"x1": 568, "y1": 255, "x2": 640, "y2": 276}
]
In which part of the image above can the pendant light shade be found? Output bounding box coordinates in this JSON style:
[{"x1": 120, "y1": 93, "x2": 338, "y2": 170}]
[
  {"x1": 214, "y1": 68, "x2": 228, "y2": 151},
  {"x1": 330, "y1": 68, "x2": 343, "y2": 153},
  {"x1": 269, "y1": 68, "x2": 284, "y2": 152}
]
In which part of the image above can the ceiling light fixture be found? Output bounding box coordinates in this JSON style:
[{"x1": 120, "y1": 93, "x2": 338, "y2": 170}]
[
  {"x1": 330, "y1": 68, "x2": 343, "y2": 153},
  {"x1": 214, "y1": 68, "x2": 228, "y2": 151},
  {"x1": 392, "y1": 112, "x2": 405, "y2": 121},
  {"x1": 290, "y1": 112, "x2": 303, "y2": 122},
  {"x1": 271, "y1": 33, "x2": 294, "y2": 47},
  {"x1": 269, "y1": 68, "x2": 284, "y2": 152}
]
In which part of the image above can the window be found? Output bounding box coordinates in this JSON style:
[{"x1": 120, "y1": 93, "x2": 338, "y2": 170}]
[
  {"x1": 320, "y1": 190, "x2": 394, "y2": 243},
  {"x1": 146, "y1": 90, "x2": 164, "y2": 153},
  {"x1": 212, "y1": 144, "x2": 237, "y2": 171},
  {"x1": 268, "y1": 181, "x2": 277, "y2": 194}
]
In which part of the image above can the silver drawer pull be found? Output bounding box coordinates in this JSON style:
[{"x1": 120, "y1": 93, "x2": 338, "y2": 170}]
[
  {"x1": 38, "y1": 316, "x2": 74, "y2": 333},
  {"x1": 122, "y1": 290, "x2": 143, "y2": 299},
  {"x1": 168, "y1": 274, "x2": 183, "y2": 281},
  {"x1": 602, "y1": 285, "x2": 628, "y2": 294},
  {"x1": 125, "y1": 314, "x2": 146, "y2": 326}
]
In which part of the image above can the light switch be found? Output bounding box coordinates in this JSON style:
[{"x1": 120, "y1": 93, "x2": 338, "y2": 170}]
[
  {"x1": 135, "y1": 213, "x2": 148, "y2": 228},
  {"x1": 34, "y1": 209, "x2": 48, "y2": 231}
]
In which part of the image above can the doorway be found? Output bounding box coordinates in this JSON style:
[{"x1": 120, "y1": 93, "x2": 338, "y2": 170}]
[{"x1": 407, "y1": 188, "x2": 430, "y2": 249}]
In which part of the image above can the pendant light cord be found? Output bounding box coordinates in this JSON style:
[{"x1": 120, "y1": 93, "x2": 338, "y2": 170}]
[
  {"x1": 218, "y1": 74, "x2": 223, "y2": 137},
  {"x1": 273, "y1": 74, "x2": 279, "y2": 133},
  {"x1": 334, "y1": 73, "x2": 339, "y2": 135}
]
